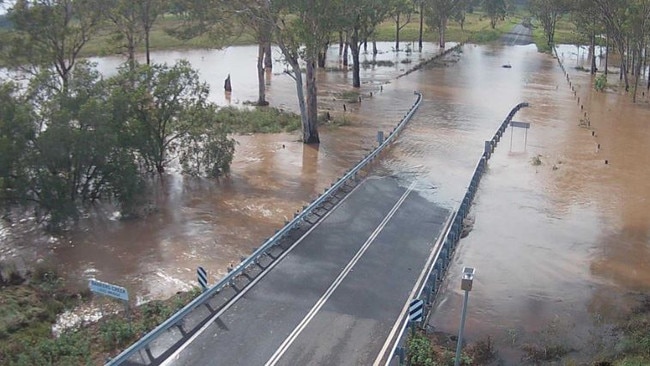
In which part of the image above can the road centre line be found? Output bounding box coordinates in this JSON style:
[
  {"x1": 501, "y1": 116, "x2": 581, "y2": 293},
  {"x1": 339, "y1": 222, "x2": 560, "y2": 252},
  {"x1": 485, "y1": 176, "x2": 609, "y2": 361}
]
[
  {"x1": 161, "y1": 181, "x2": 370, "y2": 365},
  {"x1": 264, "y1": 180, "x2": 418, "y2": 366}
]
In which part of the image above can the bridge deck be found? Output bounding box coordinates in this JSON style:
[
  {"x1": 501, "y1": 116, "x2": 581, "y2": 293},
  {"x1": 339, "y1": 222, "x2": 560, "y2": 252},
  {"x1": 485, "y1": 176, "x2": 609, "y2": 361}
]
[{"x1": 162, "y1": 176, "x2": 449, "y2": 366}]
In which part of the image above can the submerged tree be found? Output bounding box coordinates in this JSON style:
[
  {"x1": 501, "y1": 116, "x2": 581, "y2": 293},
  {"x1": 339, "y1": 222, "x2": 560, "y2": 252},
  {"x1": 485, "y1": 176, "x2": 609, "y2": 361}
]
[{"x1": 113, "y1": 60, "x2": 233, "y2": 174}]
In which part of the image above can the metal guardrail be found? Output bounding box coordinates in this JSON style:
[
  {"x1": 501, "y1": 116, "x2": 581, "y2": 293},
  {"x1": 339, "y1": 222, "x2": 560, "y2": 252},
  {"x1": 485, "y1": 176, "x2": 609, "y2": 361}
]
[
  {"x1": 386, "y1": 102, "x2": 530, "y2": 365},
  {"x1": 106, "y1": 91, "x2": 424, "y2": 365}
]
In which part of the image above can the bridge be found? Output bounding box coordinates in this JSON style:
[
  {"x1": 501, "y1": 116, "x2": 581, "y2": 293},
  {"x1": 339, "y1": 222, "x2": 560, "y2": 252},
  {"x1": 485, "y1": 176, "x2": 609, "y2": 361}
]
[{"x1": 107, "y1": 93, "x2": 528, "y2": 366}]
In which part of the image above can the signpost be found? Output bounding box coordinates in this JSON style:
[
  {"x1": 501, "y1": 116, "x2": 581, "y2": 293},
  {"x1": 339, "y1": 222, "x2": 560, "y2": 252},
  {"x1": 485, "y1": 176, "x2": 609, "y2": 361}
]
[
  {"x1": 509, "y1": 120, "x2": 531, "y2": 151},
  {"x1": 88, "y1": 279, "x2": 130, "y2": 322},
  {"x1": 89, "y1": 279, "x2": 129, "y2": 301},
  {"x1": 408, "y1": 299, "x2": 424, "y2": 323}
]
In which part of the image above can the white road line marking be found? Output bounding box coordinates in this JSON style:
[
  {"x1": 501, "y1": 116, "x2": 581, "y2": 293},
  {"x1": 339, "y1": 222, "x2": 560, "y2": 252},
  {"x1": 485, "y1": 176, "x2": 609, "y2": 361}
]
[
  {"x1": 374, "y1": 209, "x2": 454, "y2": 366},
  {"x1": 264, "y1": 181, "x2": 418, "y2": 366},
  {"x1": 161, "y1": 182, "x2": 368, "y2": 365}
]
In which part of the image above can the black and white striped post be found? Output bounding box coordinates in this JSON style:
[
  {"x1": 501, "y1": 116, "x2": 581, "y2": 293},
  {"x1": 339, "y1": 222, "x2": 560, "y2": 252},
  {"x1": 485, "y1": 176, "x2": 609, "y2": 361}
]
[
  {"x1": 197, "y1": 266, "x2": 208, "y2": 291},
  {"x1": 408, "y1": 298, "x2": 424, "y2": 336}
]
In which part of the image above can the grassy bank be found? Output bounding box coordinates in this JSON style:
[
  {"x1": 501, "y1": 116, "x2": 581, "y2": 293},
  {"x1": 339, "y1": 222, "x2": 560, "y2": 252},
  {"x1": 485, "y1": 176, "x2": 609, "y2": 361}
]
[{"x1": 0, "y1": 263, "x2": 202, "y2": 365}]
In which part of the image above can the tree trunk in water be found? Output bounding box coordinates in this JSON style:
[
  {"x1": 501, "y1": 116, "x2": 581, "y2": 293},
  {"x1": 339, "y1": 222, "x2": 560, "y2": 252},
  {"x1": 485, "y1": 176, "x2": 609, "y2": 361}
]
[
  {"x1": 363, "y1": 39, "x2": 367, "y2": 53},
  {"x1": 350, "y1": 29, "x2": 361, "y2": 88},
  {"x1": 605, "y1": 35, "x2": 609, "y2": 75},
  {"x1": 287, "y1": 58, "x2": 310, "y2": 143},
  {"x1": 304, "y1": 59, "x2": 320, "y2": 143},
  {"x1": 343, "y1": 36, "x2": 349, "y2": 67},
  {"x1": 590, "y1": 32, "x2": 597, "y2": 74},
  {"x1": 145, "y1": 28, "x2": 151, "y2": 65},
  {"x1": 439, "y1": 18, "x2": 447, "y2": 48},
  {"x1": 318, "y1": 42, "x2": 328, "y2": 68},
  {"x1": 264, "y1": 42, "x2": 273, "y2": 70},
  {"x1": 395, "y1": 14, "x2": 400, "y2": 51},
  {"x1": 373, "y1": 39, "x2": 378, "y2": 56},
  {"x1": 418, "y1": 2, "x2": 424, "y2": 51},
  {"x1": 257, "y1": 43, "x2": 268, "y2": 106},
  {"x1": 339, "y1": 32, "x2": 344, "y2": 56}
]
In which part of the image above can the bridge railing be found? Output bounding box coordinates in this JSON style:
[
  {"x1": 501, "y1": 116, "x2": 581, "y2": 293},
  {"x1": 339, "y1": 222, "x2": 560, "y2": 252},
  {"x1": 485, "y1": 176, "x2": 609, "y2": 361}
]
[
  {"x1": 106, "y1": 91, "x2": 424, "y2": 366},
  {"x1": 386, "y1": 102, "x2": 529, "y2": 365}
]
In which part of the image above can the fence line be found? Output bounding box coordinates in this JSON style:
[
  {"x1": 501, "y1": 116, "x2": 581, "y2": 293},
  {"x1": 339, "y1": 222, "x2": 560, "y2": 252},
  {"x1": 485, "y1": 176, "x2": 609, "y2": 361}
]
[{"x1": 106, "y1": 92, "x2": 424, "y2": 366}]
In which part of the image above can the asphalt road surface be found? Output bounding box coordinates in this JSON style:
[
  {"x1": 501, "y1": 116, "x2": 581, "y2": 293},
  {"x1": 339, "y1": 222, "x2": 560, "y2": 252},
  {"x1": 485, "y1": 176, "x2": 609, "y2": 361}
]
[
  {"x1": 501, "y1": 23, "x2": 534, "y2": 46},
  {"x1": 162, "y1": 176, "x2": 449, "y2": 366}
]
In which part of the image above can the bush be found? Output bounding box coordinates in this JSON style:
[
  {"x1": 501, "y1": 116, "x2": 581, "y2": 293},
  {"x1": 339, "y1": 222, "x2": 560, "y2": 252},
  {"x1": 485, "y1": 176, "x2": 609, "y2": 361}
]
[{"x1": 216, "y1": 106, "x2": 301, "y2": 134}]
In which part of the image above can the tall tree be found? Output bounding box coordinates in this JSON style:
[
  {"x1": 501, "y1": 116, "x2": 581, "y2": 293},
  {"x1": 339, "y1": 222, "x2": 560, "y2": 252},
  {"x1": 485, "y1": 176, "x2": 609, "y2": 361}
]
[
  {"x1": 235, "y1": 0, "x2": 274, "y2": 106},
  {"x1": 391, "y1": 0, "x2": 414, "y2": 51},
  {"x1": 102, "y1": 0, "x2": 144, "y2": 70},
  {"x1": 255, "y1": 0, "x2": 340, "y2": 143},
  {"x1": 425, "y1": 0, "x2": 465, "y2": 47},
  {"x1": 138, "y1": 0, "x2": 165, "y2": 65},
  {"x1": 7, "y1": 0, "x2": 102, "y2": 90},
  {"x1": 571, "y1": 0, "x2": 603, "y2": 74},
  {"x1": 528, "y1": 0, "x2": 572, "y2": 47},
  {"x1": 483, "y1": 0, "x2": 507, "y2": 29},
  {"x1": 340, "y1": 0, "x2": 393, "y2": 87},
  {"x1": 594, "y1": 0, "x2": 632, "y2": 91}
]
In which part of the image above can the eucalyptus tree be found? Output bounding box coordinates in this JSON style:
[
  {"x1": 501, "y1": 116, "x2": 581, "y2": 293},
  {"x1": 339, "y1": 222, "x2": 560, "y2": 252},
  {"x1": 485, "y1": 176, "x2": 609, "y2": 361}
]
[
  {"x1": 528, "y1": 0, "x2": 572, "y2": 46},
  {"x1": 251, "y1": 0, "x2": 341, "y2": 143},
  {"x1": 138, "y1": 0, "x2": 166, "y2": 65},
  {"x1": 593, "y1": 0, "x2": 632, "y2": 91},
  {"x1": 7, "y1": 0, "x2": 102, "y2": 90},
  {"x1": 340, "y1": 0, "x2": 393, "y2": 87},
  {"x1": 391, "y1": 0, "x2": 415, "y2": 51},
  {"x1": 483, "y1": 0, "x2": 508, "y2": 29},
  {"x1": 571, "y1": 0, "x2": 604, "y2": 74},
  {"x1": 102, "y1": 0, "x2": 144, "y2": 70},
  {"x1": 625, "y1": 0, "x2": 650, "y2": 101},
  {"x1": 234, "y1": 0, "x2": 274, "y2": 106},
  {"x1": 424, "y1": 0, "x2": 465, "y2": 47}
]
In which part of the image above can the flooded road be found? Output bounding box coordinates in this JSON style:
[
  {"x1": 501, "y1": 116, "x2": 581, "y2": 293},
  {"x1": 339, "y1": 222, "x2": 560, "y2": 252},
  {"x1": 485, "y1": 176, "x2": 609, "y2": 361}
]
[
  {"x1": 409, "y1": 44, "x2": 650, "y2": 362},
  {"x1": 2, "y1": 37, "x2": 649, "y2": 362}
]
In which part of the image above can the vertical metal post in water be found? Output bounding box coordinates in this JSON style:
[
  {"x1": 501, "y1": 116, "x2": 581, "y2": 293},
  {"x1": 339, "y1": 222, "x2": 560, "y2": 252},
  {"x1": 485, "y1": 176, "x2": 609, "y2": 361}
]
[{"x1": 454, "y1": 267, "x2": 475, "y2": 366}]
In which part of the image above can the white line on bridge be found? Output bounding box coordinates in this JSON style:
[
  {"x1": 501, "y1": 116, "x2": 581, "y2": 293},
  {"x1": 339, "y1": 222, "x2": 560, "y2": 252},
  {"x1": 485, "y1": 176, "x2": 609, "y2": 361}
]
[{"x1": 264, "y1": 180, "x2": 418, "y2": 366}]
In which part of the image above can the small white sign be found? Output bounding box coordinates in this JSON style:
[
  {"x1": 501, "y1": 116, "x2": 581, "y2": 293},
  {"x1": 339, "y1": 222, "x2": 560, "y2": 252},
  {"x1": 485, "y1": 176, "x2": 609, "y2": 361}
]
[{"x1": 89, "y1": 279, "x2": 129, "y2": 301}]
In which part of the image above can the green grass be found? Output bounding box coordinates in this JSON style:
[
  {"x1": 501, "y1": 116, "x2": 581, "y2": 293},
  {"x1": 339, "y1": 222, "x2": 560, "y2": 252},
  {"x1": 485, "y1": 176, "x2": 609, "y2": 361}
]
[
  {"x1": 217, "y1": 106, "x2": 302, "y2": 134},
  {"x1": 0, "y1": 278, "x2": 202, "y2": 365}
]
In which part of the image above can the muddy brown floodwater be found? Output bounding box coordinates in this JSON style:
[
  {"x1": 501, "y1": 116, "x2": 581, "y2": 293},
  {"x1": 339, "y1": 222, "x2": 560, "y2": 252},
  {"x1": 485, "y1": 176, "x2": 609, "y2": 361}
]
[
  {"x1": 2, "y1": 39, "x2": 649, "y2": 363},
  {"x1": 420, "y1": 44, "x2": 650, "y2": 363},
  {"x1": 0, "y1": 42, "x2": 454, "y2": 303}
]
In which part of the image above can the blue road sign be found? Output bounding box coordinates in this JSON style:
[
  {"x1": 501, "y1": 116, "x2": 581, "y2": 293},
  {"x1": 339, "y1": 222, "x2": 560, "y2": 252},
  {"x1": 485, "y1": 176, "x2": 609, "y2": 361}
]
[{"x1": 89, "y1": 279, "x2": 129, "y2": 301}]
